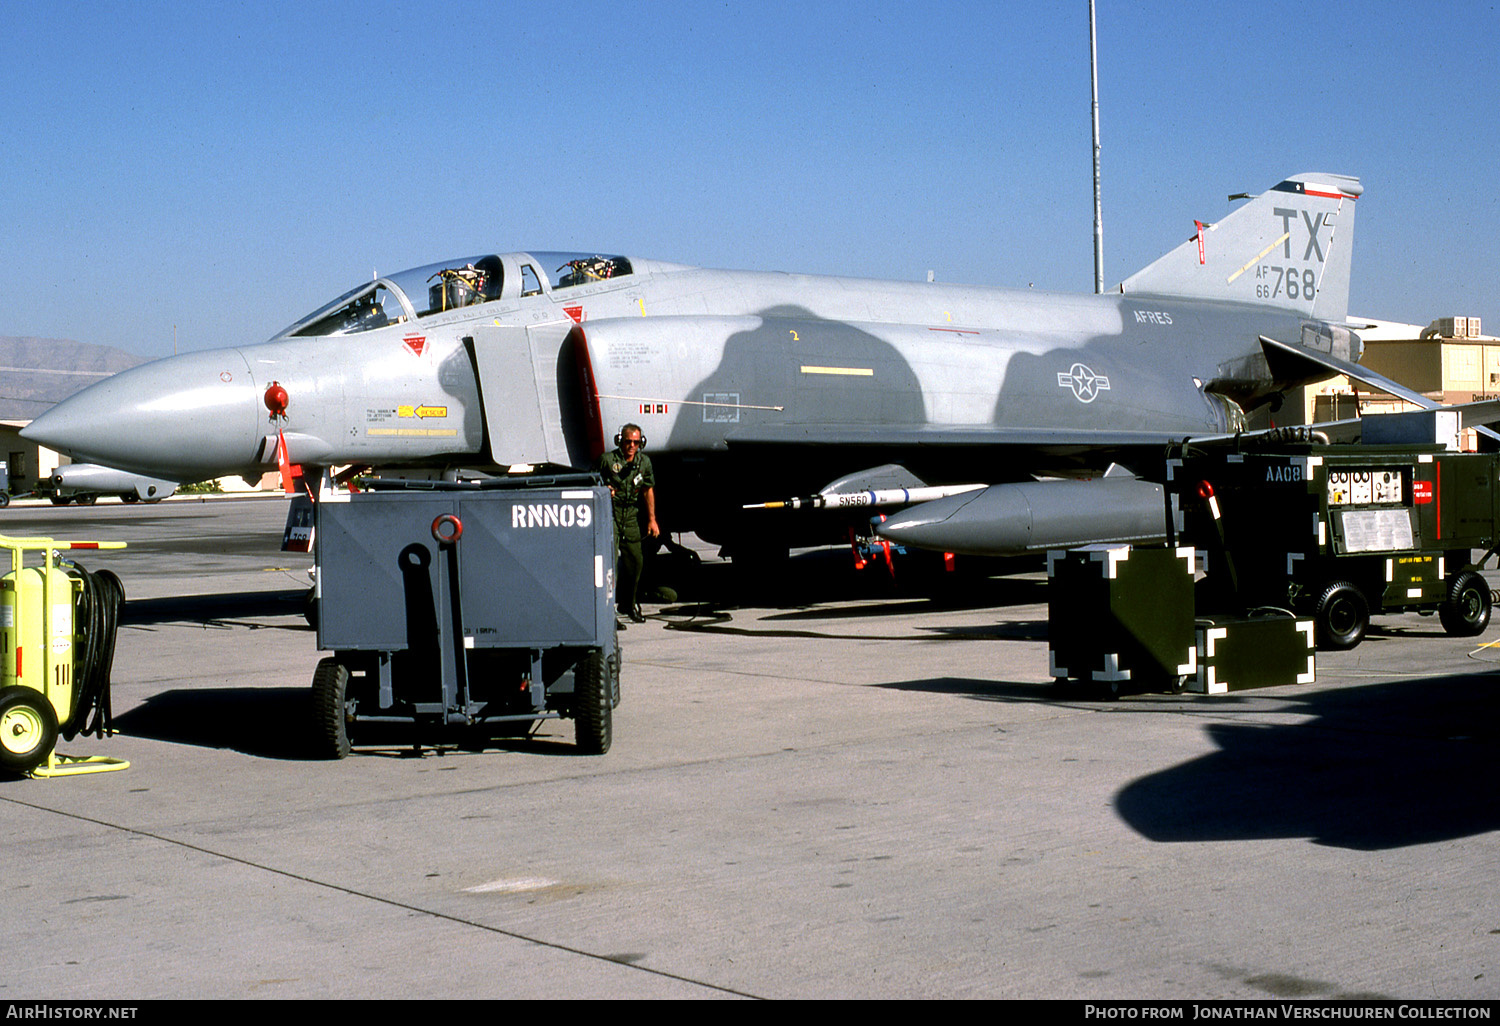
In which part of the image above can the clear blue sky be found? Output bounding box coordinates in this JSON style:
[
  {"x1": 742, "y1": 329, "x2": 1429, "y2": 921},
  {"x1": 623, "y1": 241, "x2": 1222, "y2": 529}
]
[{"x1": 5, "y1": 0, "x2": 1498, "y2": 358}]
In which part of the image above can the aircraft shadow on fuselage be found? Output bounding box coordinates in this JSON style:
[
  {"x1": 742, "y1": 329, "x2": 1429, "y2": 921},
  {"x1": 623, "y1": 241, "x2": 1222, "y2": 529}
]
[
  {"x1": 658, "y1": 307, "x2": 932, "y2": 544},
  {"x1": 664, "y1": 305, "x2": 925, "y2": 452},
  {"x1": 1112, "y1": 671, "x2": 1500, "y2": 850},
  {"x1": 993, "y1": 340, "x2": 1220, "y2": 437},
  {"x1": 439, "y1": 342, "x2": 485, "y2": 456}
]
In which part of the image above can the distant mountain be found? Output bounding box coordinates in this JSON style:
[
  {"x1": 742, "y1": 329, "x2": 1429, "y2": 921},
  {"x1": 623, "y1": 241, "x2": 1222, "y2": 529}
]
[{"x1": 0, "y1": 336, "x2": 144, "y2": 422}]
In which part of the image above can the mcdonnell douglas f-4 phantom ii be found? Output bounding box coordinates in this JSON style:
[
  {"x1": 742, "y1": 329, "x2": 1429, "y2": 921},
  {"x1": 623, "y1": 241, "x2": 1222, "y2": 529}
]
[{"x1": 25, "y1": 172, "x2": 1495, "y2": 559}]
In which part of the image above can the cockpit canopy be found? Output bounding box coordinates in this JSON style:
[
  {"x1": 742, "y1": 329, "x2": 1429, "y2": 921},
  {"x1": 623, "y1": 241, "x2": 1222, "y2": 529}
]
[{"x1": 276, "y1": 252, "x2": 634, "y2": 339}]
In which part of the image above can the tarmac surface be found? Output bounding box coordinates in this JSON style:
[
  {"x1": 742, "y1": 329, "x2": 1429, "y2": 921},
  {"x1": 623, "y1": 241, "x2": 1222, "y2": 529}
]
[{"x1": 1, "y1": 496, "x2": 1497, "y2": 1000}]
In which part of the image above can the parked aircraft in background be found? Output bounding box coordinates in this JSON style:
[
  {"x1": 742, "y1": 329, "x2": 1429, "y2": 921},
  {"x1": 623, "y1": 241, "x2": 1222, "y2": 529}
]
[
  {"x1": 27, "y1": 171, "x2": 1485, "y2": 557},
  {"x1": 47, "y1": 464, "x2": 177, "y2": 505}
]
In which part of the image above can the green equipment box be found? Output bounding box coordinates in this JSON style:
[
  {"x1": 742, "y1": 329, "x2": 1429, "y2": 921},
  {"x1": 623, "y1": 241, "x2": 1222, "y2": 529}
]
[
  {"x1": 1047, "y1": 545, "x2": 1196, "y2": 696},
  {"x1": 1168, "y1": 445, "x2": 1499, "y2": 649},
  {"x1": 1192, "y1": 614, "x2": 1315, "y2": 694}
]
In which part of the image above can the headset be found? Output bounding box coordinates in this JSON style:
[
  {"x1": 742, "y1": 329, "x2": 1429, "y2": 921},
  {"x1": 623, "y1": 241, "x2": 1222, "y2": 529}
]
[{"x1": 614, "y1": 424, "x2": 648, "y2": 449}]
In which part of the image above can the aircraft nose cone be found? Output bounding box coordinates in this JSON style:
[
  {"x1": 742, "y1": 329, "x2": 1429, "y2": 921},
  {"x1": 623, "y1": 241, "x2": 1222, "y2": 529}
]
[{"x1": 22, "y1": 349, "x2": 262, "y2": 481}]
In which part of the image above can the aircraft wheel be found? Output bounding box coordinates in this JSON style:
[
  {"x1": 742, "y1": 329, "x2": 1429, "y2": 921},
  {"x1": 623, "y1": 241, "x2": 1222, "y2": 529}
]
[
  {"x1": 1314, "y1": 581, "x2": 1368, "y2": 650},
  {"x1": 572, "y1": 649, "x2": 612, "y2": 755},
  {"x1": 311, "y1": 657, "x2": 352, "y2": 759},
  {"x1": 1439, "y1": 572, "x2": 1492, "y2": 637},
  {"x1": 0, "y1": 686, "x2": 58, "y2": 773}
]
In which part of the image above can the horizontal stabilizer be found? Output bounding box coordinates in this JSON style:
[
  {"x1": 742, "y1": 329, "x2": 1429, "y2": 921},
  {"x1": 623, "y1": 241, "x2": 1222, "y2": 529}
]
[
  {"x1": 1259, "y1": 335, "x2": 1500, "y2": 440},
  {"x1": 1259, "y1": 335, "x2": 1428, "y2": 407}
]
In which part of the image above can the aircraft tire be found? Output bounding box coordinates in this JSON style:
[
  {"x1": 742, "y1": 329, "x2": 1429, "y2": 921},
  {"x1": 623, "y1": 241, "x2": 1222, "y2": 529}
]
[
  {"x1": 572, "y1": 649, "x2": 612, "y2": 755},
  {"x1": 1439, "y1": 572, "x2": 1491, "y2": 637},
  {"x1": 0, "y1": 685, "x2": 58, "y2": 773},
  {"x1": 311, "y1": 657, "x2": 352, "y2": 759},
  {"x1": 1314, "y1": 581, "x2": 1368, "y2": 650}
]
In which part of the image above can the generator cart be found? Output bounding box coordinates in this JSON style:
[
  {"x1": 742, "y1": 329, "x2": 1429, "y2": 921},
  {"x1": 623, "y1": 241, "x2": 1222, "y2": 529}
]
[
  {"x1": 0, "y1": 531, "x2": 127, "y2": 776},
  {"x1": 312, "y1": 474, "x2": 619, "y2": 757},
  {"x1": 1168, "y1": 444, "x2": 1499, "y2": 650}
]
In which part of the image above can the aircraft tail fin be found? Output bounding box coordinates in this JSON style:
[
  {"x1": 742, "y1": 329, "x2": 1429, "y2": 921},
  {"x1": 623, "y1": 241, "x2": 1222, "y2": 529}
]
[{"x1": 1117, "y1": 173, "x2": 1361, "y2": 322}]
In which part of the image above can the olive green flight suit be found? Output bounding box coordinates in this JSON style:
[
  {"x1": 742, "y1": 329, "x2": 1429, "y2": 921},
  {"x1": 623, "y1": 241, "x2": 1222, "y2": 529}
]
[{"x1": 598, "y1": 448, "x2": 654, "y2": 612}]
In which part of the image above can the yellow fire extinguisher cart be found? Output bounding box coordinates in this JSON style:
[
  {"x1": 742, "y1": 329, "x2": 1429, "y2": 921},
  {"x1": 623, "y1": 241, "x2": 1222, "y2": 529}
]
[{"x1": 0, "y1": 532, "x2": 128, "y2": 777}]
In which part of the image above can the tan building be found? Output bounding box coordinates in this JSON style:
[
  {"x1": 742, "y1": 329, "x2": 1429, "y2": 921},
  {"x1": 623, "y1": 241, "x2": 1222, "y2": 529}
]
[{"x1": 0, "y1": 421, "x2": 62, "y2": 493}]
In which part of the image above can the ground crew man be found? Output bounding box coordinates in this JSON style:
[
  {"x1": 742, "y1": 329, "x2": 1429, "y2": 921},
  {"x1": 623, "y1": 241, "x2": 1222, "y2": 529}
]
[{"x1": 598, "y1": 423, "x2": 659, "y2": 622}]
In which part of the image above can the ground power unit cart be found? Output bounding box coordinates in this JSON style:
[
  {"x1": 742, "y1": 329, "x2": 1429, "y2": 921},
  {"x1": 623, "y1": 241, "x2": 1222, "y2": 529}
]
[
  {"x1": 1168, "y1": 444, "x2": 1499, "y2": 649},
  {"x1": 312, "y1": 475, "x2": 619, "y2": 757}
]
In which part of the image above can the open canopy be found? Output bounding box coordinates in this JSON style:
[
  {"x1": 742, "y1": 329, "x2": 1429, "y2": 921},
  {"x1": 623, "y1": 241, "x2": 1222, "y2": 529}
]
[{"x1": 273, "y1": 252, "x2": 635, "y2": 339}]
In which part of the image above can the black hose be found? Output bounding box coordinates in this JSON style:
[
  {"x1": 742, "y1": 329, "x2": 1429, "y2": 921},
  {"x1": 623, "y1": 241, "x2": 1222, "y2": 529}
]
[{"x1": 59, "y1": 562, "x2": 125, "y2": 741}]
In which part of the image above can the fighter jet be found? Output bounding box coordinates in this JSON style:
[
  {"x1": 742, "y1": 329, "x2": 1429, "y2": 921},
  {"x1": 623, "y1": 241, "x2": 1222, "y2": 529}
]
[{"x1": 23, "y1": 171, "x2": 1454, "y2": 558}]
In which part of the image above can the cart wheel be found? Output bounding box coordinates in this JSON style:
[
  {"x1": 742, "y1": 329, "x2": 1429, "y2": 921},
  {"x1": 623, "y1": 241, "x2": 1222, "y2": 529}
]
[
  {"x1": 0, "y1": 686, "x2": 59, "y2": 773},
  {"x1": 49, "y1": 496, "x2": 71, "y2": 506},
  {"x1": 573, "y1": 650, "x2": 612, "y2": 755},
  {"x1": 74, "y1": 494, "x2": 97, "y2": 506},
  {"x1": 1439, "y1": 572, "x2": 1492, "y2": 637},
  {"x1": 0, "y1": 493, "x2": 9, "y2": 508},
  {"x1": 1314, "y1": 581, "x2": 1368, "y2": 650},
  {"x1": 311, "y1": 658, "x2": 352, "y2": 759}
]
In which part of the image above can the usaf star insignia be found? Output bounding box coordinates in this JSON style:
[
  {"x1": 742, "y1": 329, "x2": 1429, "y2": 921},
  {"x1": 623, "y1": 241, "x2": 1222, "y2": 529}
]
[{"x1": 1057, "y1": 362, "x2": 1111, "y2": 403}]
